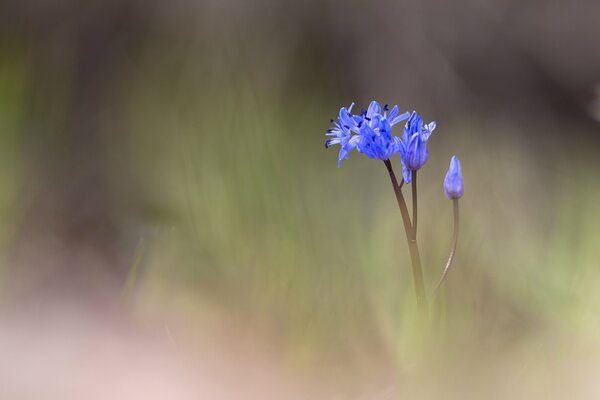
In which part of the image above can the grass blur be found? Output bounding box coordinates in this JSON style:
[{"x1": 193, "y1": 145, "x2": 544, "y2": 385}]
[
  {"x1": 0, "y1": 44, "x2": 24, "y2": 250},
  {"x1": 0, "y1": 3, "x2": 600, "y2": 397},
  {"x1": 120, "y1": 37, "x2": 600, "y2": 383}
]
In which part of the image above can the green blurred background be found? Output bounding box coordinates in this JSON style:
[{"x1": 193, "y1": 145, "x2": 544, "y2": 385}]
[{"x1": 0, "y1": 0, "x2": 600, "y2": 397}]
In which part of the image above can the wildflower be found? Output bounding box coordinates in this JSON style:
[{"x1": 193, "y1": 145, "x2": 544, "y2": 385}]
[
  {"x1": 399, "y1": 112, "x2": 436, "y2": 182},
  {"x1": 323, "y1": 101, "x2": 464, "y2": 310},
  {"x1": 325, "y1": 103, "x2": 362, "y2": 167},
  {"x1": 443, "y1": 155, "x2": 464, "y2": 199},
  {"x1": 325, "y1": 101, "x2": 409, "y2": 167}
]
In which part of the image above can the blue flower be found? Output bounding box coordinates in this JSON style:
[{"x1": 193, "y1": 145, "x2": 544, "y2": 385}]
[
  {"x1": 444, "y1": 156, "x2": 464, "y2": 199},
  {"x1": 325, "y1": 101, "x2": 409, "y2": 167},
  {"x1": 325, "y1": 103, "x2": 362, "y2": 167},
  {"x1": 399, "y1": 112, "x2": 436, "y2": 182}
]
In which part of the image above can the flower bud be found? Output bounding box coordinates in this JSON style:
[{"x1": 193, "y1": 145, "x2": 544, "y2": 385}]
[
  {"x1": 403, "y1": 131, "x2": 429, "y2": 171},
  {"x1": 400, "y1": 112, "x2": 436, "y2": 172},
  {"x1": 444, "y1": 156, "x2": 464, "y2": 199}
]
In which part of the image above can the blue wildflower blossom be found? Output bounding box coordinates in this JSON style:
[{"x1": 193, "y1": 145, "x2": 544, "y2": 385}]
[
  {"x1": 444, "y1": 155, "x2": 464, "y2": 199},
  {"x1": 399, "y1": 111, "x2": 436, "y2": 182},
  {"x1": 325, "y1": 101, "x2": 409, "y2": 167},
  {"x1": 325, "y1": 103, "x2": 362, "y2": 167}
]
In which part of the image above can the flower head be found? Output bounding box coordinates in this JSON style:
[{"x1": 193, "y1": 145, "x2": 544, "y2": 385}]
[
  {"x1": 444, "y1": 155, "x2": 464, "y2": 199},
  {"x1": 325, "y1": 100, "x2": 410, "y2": 167},
  {"x1": 325, "y1": 103, "x2": 363, "y2": 167},
  {"x1": 399, "y1": 112, "x2": 436, "y2": 182}
]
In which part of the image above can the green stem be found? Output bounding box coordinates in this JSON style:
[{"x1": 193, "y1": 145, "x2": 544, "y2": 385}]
[
  {"x1": 412, "y1": 170, "x2": 418, "y2": 238},
  {"x1": 435, "y1": 199, "x2": 459, "y2": 293},
  {"x1": 383, "y1": 160, "x2": 427, "y2": 311}
]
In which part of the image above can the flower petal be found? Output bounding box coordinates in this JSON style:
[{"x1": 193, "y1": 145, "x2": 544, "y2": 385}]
[{"x1": 366, "y1": 101, "x2": 381, "y2": 119}]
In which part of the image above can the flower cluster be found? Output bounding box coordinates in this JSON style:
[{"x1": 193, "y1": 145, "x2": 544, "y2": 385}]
[
  {"x1": 325, "y1": 101, "x2": 435, "y2": 183},
  {"x1": 323, "y1": 100, "x2": 464, "y2": 307}
]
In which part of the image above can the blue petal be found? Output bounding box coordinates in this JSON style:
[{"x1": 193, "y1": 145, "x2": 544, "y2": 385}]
[
  {"x1": 325, "y1": 138, "x2": 341, "y2": 148},
  {"x1": 339, "y1": 108, "x2": 355, "y2": 129},
  {"x1": 422, "y1": 121, "x2": 436, "y2": 140},
  {"x1": 401, "y1": 159, "x2": 412, "y2": 183},
  {"x1": 390, "y1": 111, "x2": 410, "y2": 126},
  {"x1": 366, "y1": 101, "x2": 381, "y2": 119},
  {"x1": 380, "y1": 118, "x2": 391, "y2": 135},
  {"x1": 347, "y1": 135, "x2": 360, "y2": 149},
  {"x1": 387, "y1": 105, "x2": 399, "y2": 121},
  {"x1": 369, "y1": 114, "x2": 382, "y2": 130}
]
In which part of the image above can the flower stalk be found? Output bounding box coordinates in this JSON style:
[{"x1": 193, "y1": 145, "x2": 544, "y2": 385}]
[
  {"x1": 412, "y1": 170, "x2": 418, "y2": 237},
  {"x1": 384, "y1": 160, "x2": 427, "y2": 311},
  {"x1": 325, "y1": 101, "x2": 463, "y2": 317},
  {"x1": 435, "y1": 198, "x2": 459, "y2": 293},
  {"x1": 436, "y1": 155, "x2": 464, "y2": 292}
]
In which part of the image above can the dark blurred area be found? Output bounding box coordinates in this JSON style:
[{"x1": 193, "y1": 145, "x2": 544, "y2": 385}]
[{"x1": 0, "y1": 0, "x2": 599, "y2": 398}]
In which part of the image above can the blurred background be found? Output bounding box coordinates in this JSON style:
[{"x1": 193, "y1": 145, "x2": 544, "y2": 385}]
[{"x1": 0, "y1": 0, "x2": 600, "y2": 398}]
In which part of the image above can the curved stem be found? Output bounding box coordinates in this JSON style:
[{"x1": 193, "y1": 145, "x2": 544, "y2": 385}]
[
  {"x1": 383, "y1": 160, "x2": 427, "y2": 311},
  {"x1": 435, "y1": 199, "x2": 459, "y2": 293},
  {"x1": 411, "y1": 170, "x2": 418, "y2": 238}
]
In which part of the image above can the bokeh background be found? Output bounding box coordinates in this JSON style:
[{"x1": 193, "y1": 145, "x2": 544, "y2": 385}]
[{"x1": 0, "y1": 0, "x2": 600, "y2": 398}]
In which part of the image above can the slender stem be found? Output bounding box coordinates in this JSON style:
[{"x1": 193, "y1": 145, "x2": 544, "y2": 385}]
[
  {"x1": 411, "y1": 170, "x2": 418, "y2": 238},
  {"x1": 383, "y1": 160, "x2": 427, "y2": 310},
  {"x1": 435, "y1": 199, "x2": 459, "y2": 293}
]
